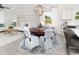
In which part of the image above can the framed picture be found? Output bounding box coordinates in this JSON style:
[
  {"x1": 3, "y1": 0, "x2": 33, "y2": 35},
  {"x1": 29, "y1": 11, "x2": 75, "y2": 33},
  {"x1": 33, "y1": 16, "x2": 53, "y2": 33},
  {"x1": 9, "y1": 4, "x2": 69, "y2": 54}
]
[{"x1": 44, "y1": 12, "x2": 53, "y2": 24}]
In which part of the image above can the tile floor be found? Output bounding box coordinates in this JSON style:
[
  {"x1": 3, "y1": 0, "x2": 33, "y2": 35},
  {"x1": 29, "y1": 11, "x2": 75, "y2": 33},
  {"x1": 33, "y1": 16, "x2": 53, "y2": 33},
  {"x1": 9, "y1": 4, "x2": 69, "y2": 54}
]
[{"x1": 0, "y1": 32, "x2": 78, "y2": 55}]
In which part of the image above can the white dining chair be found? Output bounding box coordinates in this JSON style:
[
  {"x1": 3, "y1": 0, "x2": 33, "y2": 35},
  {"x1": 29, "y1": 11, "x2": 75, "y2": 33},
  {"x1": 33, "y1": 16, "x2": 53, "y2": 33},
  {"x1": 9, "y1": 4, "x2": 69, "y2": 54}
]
[
  {"x1": 21, "y1": 25, "x2": 39, "y2": 50},
  {"x1": 40, "y1": 29, "x2": 54, "y2": 50}
]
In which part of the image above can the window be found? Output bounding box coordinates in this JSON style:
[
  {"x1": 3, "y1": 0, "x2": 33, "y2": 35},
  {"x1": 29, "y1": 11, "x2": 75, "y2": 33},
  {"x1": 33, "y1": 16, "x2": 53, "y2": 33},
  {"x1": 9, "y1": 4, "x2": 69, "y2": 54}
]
[
  {"x1": 0, "y1": 24, "x2": 4, "y2": 27},
  {"x1": 75, "y1": 11, "x2": 79, "y2": 20}
]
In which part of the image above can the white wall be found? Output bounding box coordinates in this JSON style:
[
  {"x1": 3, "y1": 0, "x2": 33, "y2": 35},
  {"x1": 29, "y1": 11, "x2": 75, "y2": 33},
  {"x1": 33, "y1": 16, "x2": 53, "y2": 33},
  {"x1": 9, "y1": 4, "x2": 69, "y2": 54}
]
[
  {"x1": 0, "y1": 10, "x2": 5, "y2": 24},
  {"x1": 4, "y1": 10, "x2": 17, "y2": 27},
  {"x1": 1, "y1": 4, "x2": 79, "y2": 34},
  {"x1": 61, "y1": 5, "x2": 79, "y2": 26},
  {"x1": 3, "y1": 4, "x2": 40, "y2": 28},
  {"x1": 40, "y1": 4, "x2": 79, "y2": 34},
  {"x1": 15, "y1": 8, "x2": 40, "y2": 28}
]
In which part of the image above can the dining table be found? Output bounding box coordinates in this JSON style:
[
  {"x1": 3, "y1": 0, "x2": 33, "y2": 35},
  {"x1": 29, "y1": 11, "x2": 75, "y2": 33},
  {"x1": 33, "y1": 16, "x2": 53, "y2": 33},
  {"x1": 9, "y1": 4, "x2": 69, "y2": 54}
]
[
  {"x1": 30, "y1": 28, "x2": 45, "y2": 37},
  {"x1": 14, "y1": 27, "x2": 55, "y2": 37}
]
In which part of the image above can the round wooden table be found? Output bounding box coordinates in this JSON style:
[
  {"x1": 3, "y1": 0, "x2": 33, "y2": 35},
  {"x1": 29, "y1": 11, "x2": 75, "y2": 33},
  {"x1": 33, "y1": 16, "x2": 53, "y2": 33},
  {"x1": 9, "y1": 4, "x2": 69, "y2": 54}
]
[{"x1": 30, "y1": 28, "x2": 45, "y2": 37}]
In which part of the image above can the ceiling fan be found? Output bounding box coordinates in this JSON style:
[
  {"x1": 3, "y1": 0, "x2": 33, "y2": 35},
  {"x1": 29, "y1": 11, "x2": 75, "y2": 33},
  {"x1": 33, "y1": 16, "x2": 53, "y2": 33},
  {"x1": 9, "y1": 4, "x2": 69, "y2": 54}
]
[{"x1": 0, "y1": 4, "x2": 10, "y2": 9}]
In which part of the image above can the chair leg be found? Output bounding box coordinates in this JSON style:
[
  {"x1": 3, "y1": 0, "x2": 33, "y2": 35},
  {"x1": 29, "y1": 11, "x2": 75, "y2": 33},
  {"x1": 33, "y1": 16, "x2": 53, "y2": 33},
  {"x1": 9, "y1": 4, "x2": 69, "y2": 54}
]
[
  {"x1": 44, "y1": 38, "x2": 46, "y2": 42},
  {"x1": 66, "y1": 43, "x2": 70, "y2": 55},
  {"x1": 51, "y1": 37, "x2": 52, "y2": 40}
]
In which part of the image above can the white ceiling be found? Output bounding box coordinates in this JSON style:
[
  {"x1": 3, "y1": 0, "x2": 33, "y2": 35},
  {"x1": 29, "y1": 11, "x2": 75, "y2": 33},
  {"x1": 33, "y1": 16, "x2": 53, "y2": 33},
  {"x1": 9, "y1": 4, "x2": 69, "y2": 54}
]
[
  {"x1": 3, "y1": 4, "x2": 79, "y2": 10},
  {"x1": 3, "y1": 4, "x2": 36, "y2": 11},
  {"x1": 2, "y1": 4, "x2": 79, "y2": 13}
]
